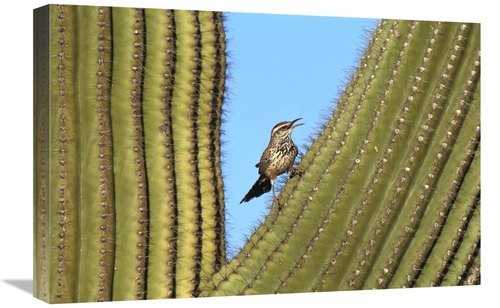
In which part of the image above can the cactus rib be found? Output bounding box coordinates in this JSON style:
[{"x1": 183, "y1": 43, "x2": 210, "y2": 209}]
[
  {"x1": 109, "y1": 7, "x2": 149, "y2": 301},
  {"x1": 33, "y1": 5, "x2": 50, "y2": 301},
  {"x1": 142, "y1": 8, "x2": 178, "y2": 299},
  {"x1": 75, "y1": 6, "x2": 115, "y2": 302},
  {"x1": 48, "y1": 4, "x2": 81, "y2": 303}
]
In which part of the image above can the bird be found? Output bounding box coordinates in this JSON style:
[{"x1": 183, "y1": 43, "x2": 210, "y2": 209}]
[{"x1": 240, "y1": 118, "x2": 303, "y2": 203}]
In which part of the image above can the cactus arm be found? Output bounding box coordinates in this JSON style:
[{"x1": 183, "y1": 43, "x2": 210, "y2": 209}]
[
  {"x1": 109, "y1": 7, "x2": 149, "y2": 301},
  {"x1": 74, "y1": 6, "x2": 115, "y2": 302},
  {"x1": 33, "y1": 5, "x2": 50, "y2": 301},
  {"x1": 201, "y1": 19, "x2": 480, "y2": 296}
]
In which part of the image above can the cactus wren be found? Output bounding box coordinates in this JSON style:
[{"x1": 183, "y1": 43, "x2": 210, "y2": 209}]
[{"x1": 240, "y1": 118, "x2": 303, "y2": 203}]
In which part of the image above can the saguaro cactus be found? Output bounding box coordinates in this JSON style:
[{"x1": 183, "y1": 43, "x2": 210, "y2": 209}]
[
  {"x1": 200, "y1": 19, "x2": 480, "y2": 295},
  {"x1": 34, "y1": 5, "x2": 479, "y2": 303},
  {"x1": 33, "y1": 5, "x2": 227, "y2": 302}
]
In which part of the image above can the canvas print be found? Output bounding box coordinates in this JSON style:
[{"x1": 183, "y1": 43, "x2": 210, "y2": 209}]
[{"x1": 33, "y1": 4, "x2": 480, "y2": 303}]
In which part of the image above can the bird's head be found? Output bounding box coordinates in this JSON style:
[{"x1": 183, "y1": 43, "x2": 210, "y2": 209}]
[{"x1": 270, "y1": 118, "x2": 304, "y2": 140}]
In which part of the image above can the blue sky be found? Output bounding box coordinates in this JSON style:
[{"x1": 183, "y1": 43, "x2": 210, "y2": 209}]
[{"x1": 221, "y1": 12, "x2": 379, "y2": 255}]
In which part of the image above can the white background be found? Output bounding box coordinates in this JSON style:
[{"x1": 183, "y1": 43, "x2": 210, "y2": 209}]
[{"x1": 2, "y1": 0, "x2": 494, "y2": 307}]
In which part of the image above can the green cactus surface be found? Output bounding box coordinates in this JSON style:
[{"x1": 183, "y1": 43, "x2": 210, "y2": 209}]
[
  {"x1": 33, "y1": 5, "x2": 227, "y2": 302},
  {"x1": 34, "y1": 5, "x2": 479, "y2": 303}
]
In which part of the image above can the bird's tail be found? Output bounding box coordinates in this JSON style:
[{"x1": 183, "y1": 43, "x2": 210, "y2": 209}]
[{"x1": 240, "y1": 175, "x2": 271, "y2": 203}]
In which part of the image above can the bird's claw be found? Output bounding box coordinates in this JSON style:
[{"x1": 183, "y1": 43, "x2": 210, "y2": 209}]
[{"x1": 289, "y1": 164, "x2": 304, "y2": 178}]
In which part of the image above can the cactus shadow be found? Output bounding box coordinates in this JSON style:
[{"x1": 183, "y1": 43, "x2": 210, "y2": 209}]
[{"x1": 2, "y1": 279, "x2": 33, "y2": 295}]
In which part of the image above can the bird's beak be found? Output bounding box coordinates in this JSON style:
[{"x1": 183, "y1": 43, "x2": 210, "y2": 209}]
[{"x1": 291, "y1": 118, "x2": 304, "y2": 129}]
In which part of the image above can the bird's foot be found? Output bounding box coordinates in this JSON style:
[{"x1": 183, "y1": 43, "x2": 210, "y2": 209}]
[
  {"x1": 267, "y1": 195, "x2": 280, "y2": 209},
  {"x1": 289, "y1": 164, "x2": 305, "y2": 178}
]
